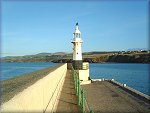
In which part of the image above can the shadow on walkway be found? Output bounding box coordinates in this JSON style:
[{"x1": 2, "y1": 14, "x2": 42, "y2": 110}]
[{"x1": 56, "y1": 70, "x2": 82, "y2": 113}]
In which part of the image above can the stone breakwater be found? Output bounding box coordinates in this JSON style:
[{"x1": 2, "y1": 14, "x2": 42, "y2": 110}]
[{"x1": 1, "y1": 63, "x2": 67, "y2": 113}]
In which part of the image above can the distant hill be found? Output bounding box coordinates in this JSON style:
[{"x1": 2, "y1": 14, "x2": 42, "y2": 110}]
[
  {"x1": 1, "y1": 52, "x2": 67, "y2": 62},
  {"x1": 127, "y1": 48, "x2": 149, "y2": 51},
  {"x1": 35, "y1": 53, "x2": 52, "y2": 56},
  {"x1": 1, "y1": 51, "x2": 150, "y2": 63}
]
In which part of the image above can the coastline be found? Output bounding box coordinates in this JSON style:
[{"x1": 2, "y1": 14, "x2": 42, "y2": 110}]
[
  {"x1": 2, "y1": 52, "x2": 150, "y2": 64},
  {"x1": 1, "y1": 62, "x2": 149, "y2": 103},
  {"x1": 52, "y1": 53, "x2": 150, "y2": 63}
]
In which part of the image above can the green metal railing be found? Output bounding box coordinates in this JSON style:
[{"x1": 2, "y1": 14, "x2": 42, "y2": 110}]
[{"x1": 71, "y1": 67, "x2": 94, "y2": 113}]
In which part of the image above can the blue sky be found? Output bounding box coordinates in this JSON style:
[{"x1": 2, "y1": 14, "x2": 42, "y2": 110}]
[{"x1": 1, "y1": 0, "x2": 149, "y2": 56}]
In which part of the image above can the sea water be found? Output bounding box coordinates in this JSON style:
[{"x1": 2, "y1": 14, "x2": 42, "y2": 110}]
[
  {"x1": 1, "y1": 62, "x2": 57, "y2": 80},
  {"x1": 1, "y1": 62, "x2": 149, "y2": 95},
  {"x1": 89, "y1": 63, "x2": 150, "y2": 96}
]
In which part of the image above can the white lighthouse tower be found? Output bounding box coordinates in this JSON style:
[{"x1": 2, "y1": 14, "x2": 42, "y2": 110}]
[
  {"x1": 71, "y1": 23, "x2": 91, "y2": 84},
  {"x1": 72, "y1": 22, "x2": 83, "y2": 69}
]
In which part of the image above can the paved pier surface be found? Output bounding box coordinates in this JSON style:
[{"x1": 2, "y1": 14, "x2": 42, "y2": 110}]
[
  {"x1": 82, "y1": 81, "x2": 150, "y2": 113},
  {"x1": 56, "y1": 70, "x2": 81, "y2": 113}
]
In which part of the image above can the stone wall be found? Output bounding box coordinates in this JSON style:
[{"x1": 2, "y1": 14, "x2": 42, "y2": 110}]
[{"x1": 1, "y1": 63, "x2": 67, "y2": 113}]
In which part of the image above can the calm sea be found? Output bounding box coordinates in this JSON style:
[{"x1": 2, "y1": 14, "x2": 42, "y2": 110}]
[
  {"x1": 89, "y1": 63, "x2": 150, "y2": 96},
  {"x1": 1, "y1": 62, "x2": 149, "y2": 95},
  {"x1": 1, "y1": 62, "x2": 57, "y2": 80}
]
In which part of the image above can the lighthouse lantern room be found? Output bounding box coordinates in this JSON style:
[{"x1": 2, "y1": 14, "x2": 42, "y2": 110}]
[{"x1": 72, "y1": 23, "x2": 83, "y2": 70}]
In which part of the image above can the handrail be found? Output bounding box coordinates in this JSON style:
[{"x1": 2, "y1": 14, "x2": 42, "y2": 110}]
[
  {"x1": 71, "y1": 66, "x2": 94, "y2": 113},
  {"x1": 51, "y1": 68, "x2": 67, "y2": 112},
  {"x1": 43, "y1": 68, "x2": 67, "y2": 113}
]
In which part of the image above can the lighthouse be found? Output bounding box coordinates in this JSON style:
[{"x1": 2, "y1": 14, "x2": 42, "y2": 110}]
[
  {"x1": 72, "y1": 22, "x2": 83, "y2": 70},
  {"x1": 71, "y1": 22, "x2": 91, "y2": 84}
]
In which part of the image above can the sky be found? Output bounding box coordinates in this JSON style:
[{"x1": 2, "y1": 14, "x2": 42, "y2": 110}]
[{"x1": 1, "y1": 0, "x2": 149, "y2": 56}]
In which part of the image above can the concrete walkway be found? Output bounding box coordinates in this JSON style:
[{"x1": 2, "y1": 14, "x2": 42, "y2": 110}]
[
  {"x1": 56, "y1": 70, "x2": 82, "y2": 113},
  {"x1": 82, "y1": 81, "x2": 150, "y2": 113}
]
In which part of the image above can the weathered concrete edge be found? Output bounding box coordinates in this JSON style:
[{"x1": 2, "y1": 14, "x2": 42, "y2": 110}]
[
  {"x1": 92, "y1": 79, "x2": 150, "y2": 103},
  {"x1": 2, "y1": 64, "x2": 64, "y2": 103},
  {"x1": 1, "y1": 63, "x2": 68, "y2": 113},
  {"x1": 50, "y1": 67, "x2": 67, "y2": 113}
]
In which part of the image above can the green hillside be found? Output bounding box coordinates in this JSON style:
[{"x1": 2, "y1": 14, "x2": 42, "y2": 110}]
[{"x1": 1, "y1": 51, "x2": 150, "y2": 63}]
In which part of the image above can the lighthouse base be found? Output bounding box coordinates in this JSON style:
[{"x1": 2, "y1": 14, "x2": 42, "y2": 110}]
[
  {"x1": 72, "y1": 60, "x2": 83, "y2": 70},
  {"x1": 75, "y1": 62, "x2": 91, "y2": 85}
]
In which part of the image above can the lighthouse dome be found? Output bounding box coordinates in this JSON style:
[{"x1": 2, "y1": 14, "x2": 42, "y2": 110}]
[{"x1": 75, "y1": 22, "x2": 81, "y2": 34}]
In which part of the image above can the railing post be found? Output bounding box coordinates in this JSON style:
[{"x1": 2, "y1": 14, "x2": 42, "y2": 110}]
[
  {"x1": 71, "y1": 66, "x2": 94, "y2": 113},
  {"x1": 78, "y1": 79, "x2": 81, "y2": 105},
  {"x1": 75, "y1": 75, "x2": 77, "y2": 90},
  {"x1": 76, "y1": 75, "x2": 79, "y2": 96},
  {"x1": 74, "y1": 72, "x2": 75, "y2": 83},
  {"x1": 81, "y1": 90, "x2": 85, "y2": 113},
  {"x1": 74, "y1": 74, "x2": 76, "y2": 89}
]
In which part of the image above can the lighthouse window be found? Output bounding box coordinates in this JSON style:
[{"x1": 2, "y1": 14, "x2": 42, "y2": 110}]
[
  {"x1": 76, "y1": 33, "x2": 78, "y2": 38},
  {"x1": 74, "y1": 34, "x2": 76, "y2": 38},
  {"x1": 77, "y1": 52, "x2": 78, "y2": 54},
  {"x1": 73, "y1": 33, "x2": 75, "y2": 38}
]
